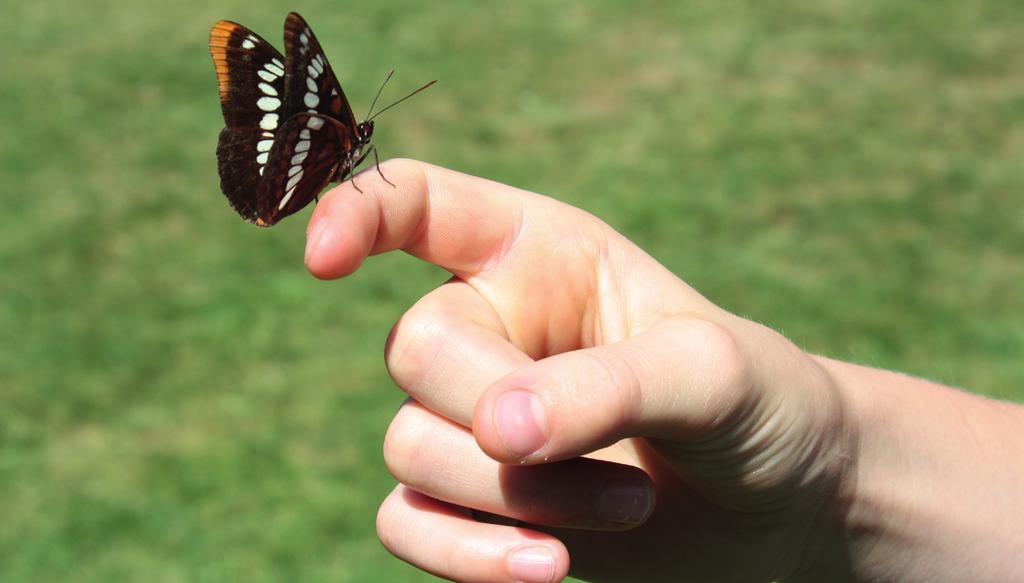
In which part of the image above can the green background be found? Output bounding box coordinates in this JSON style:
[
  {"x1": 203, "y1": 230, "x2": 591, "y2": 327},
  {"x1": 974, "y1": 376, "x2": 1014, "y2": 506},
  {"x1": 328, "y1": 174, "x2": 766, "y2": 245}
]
[{"x1": 2, "y1": 0, "x2": 1022, "y2": 580}]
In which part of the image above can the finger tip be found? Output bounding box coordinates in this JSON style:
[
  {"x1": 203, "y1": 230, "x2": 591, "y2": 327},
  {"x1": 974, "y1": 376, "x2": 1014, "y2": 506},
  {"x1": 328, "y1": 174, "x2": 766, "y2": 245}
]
[
  {"x1": 304, "y1": 185, "x2": 372, "y2": 279},
  {"x1": 304, "y1": 231, "x2": 358, "y2": 280},
  {"x1": 507, "y1": 542, "x2": 570, "y2": 583},
  {"x1": 472, "y1": 391, "x2": 545, "y2": 466},
  {"x1": 471, "y1": 398, "x2": 510, "y2": 463},
  {"x1": 305, "y1": 245, "x2": 363, "y2": 280}
]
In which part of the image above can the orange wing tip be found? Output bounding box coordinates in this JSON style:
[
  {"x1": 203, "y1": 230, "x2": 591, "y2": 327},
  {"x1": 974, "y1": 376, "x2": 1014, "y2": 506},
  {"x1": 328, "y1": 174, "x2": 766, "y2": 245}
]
[
  {"x1": 209, "y1": 21, "x2": 239, "y2": 57},
  {"x1": 209, "y1": 21, "x2": 241, "y2": 101},
  {"x1": 210, "y1": 20, "x2": 241, "y2": 42}
]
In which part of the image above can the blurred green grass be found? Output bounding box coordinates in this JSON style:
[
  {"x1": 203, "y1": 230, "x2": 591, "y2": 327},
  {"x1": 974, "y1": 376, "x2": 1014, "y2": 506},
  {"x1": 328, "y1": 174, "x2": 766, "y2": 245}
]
[{"x1": 1, "y1": 0, "x2": 1021, "y2": 580}]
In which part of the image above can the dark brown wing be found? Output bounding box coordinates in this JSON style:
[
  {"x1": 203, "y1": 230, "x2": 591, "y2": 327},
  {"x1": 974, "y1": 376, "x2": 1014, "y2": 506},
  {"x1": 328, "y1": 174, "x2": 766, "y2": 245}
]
[
  {"x1": 252, "y1": 113, "x2": 354, "y2": 226},
  {"x1": 210, "y1": 20, "x2": 289, "y2": 222},
  {"x1": 282, "y1": 12, "x2": 359, "y2": 131}
]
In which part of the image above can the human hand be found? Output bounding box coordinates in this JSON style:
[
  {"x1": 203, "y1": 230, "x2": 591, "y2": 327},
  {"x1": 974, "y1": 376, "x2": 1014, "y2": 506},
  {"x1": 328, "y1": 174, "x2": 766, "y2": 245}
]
[{"x1": 304, "y1": 159, "x2": 856, "y2": 582}]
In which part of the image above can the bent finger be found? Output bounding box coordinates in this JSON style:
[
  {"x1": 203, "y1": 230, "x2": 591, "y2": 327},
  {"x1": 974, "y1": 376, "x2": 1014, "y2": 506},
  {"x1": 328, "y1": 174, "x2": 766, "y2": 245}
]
[
  {"x1": 473, "y1": 317, "x2": 756, "y2": 464},
  {"x1": 385, "y1": 400, "x2": 655, "y2": 530},
  {"x1": 385, "y1": 278, "x2": 530, "y2": 425},
  {"x1": 377, "y1": 485, "x2": 570, "y2": 583},
  {"x1": 305, "y1": 158, "x2": 571, "y2": 279}
]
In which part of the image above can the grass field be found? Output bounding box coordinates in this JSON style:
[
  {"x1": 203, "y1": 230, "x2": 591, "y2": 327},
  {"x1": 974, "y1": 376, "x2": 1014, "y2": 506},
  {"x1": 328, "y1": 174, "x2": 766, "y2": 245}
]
[{"x1": 2, "y1": 0, "x2": 1022, "y2": 580}]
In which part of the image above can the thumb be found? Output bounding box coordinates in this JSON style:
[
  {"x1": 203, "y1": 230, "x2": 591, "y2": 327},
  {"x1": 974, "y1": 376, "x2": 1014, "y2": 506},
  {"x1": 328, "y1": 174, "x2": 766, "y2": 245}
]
[{"x1": 472, "y1": 317, "x2": 756, "y2": 464}]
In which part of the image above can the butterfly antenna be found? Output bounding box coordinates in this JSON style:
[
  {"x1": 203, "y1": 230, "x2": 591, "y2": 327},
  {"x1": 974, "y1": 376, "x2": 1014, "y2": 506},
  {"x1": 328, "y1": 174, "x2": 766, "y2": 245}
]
[
  {"x1": 365, "y1": 69, "x2": 395, "y2": 121},
  {"x1": 367, "y1": 79, "x2": 437, "y2": 122}
]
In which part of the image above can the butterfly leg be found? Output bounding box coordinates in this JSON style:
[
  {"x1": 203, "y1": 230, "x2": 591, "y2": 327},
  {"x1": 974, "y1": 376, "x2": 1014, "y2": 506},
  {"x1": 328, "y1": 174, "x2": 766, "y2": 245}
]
[
  {"x1": 370, "y1": 145, "x2": 396, "y2": 188},
  {"x1": 348, "y1": 146, "x2": 393, "y2": 193},
  {"x1": 336, "y1": 159, "x2": 364, "y2": 193}
]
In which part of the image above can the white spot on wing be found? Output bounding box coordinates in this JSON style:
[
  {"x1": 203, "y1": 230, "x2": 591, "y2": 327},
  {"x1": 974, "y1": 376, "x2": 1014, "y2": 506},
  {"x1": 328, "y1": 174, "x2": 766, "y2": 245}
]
[
  {"x1": 259, "y1": 166, "x2": 265, "y2": 176},
  {"x1": 256, "y1": 152, "x2": 269, "y2": 165},
  {"x1": 257, "y1": 96, "x2": 281, "y2": 112},
  {"x1": 288, "y1": 165, "x2": 302, "y2": 177},
  {"x1": 307, "y1": 64, "x2": 320, "y2": 80},
  {"x1": 257, "y1": 70, "x2": 277, "y2": 83},
  {"x1": 304, "y1": 92, "x2": 319, "y2": 108},
  {"x1": 265, "y1": 61, "x2": 284, "y2": 77},
  {"x1": 295, "y1": 140, "x2": 310, "y2": 152},
  {"x1": 299, "y1": 32, "x2": 309, "y2": 46},
  {"x1": 286, "y1": 171, "x2": 304, "y2": 191},
  {"x1": 260, "y1": 113, "x2": 279, "y2": 130},
  {"x1": 257, "y1": 139, "x2": 274, "y2": 152},
  {"x1": 291, "y1": 151, "x2": 308, "y2": 165},
  {"x1": 272, "y1": 57, "x2": 284, "y2": 69},
  {"x1": 306, "y1": 116, "x2": 324, "y2": 130},
  {"x1": 258, "y1": 82, "x2": 278, "y2": 97},
  {"x1": 241, "y1": 39, "x2": 256, "y2": 50},
  {"x1": 306, "y1": 77, "x2": 318, "y2": 93},
  {"x1": 279, "y1": 186, "x2": 296, "y2": 210},
  {"x1": 299, "y1": 129, "x2": 311, "y2": 139},
  {"x1": 262, "y1": 131, "x2": 274, "y2": 138}
]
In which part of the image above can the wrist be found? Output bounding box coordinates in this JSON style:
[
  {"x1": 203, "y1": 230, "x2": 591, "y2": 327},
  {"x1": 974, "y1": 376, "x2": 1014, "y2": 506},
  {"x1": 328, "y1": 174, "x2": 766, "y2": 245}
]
[{"x1": 797, "y1": 357, "x2": 1024, "y2": 582}]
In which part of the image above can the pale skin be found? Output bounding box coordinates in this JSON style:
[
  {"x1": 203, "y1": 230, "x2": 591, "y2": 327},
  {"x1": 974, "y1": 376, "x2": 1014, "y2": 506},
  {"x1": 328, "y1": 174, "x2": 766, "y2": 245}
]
[{"x1": 303, "y1": 159, "x2": 1024, "y2": 583}]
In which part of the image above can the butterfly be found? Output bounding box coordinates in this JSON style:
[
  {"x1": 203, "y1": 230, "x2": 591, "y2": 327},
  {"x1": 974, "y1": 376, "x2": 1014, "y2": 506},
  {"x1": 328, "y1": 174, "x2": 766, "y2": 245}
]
[{"x1": 210, "y1": 12, "x2": 434, "y2": 226}]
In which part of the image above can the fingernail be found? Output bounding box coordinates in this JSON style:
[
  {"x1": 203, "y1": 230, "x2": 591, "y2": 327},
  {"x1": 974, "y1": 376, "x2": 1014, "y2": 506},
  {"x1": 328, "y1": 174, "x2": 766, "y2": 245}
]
[
  {"x1": 305, "y1": 218, "x2": 329, "y2": 263},
  {"x1": 507, "y1": 546, "x2": 555, "y2": 583},
  {"x1": 597, "y1": 482, "x2": 654, "y2": 526},
  {"x1": 494, "y1": 390, "x2": 547, "y2": 458}
]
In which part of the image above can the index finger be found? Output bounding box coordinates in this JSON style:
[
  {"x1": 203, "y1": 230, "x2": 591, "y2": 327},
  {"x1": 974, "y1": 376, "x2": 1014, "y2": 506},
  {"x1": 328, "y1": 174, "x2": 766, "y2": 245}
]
[
  {"x1": 305, "y1": 158, "x2": 718, "y2": 358},
  {"x1": 305, "y1": 158, "x2": 548, "y2": 280}
]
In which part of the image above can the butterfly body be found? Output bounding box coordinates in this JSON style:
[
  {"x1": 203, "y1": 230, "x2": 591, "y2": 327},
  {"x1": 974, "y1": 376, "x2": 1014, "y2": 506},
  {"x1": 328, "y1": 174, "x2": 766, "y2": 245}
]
[
  {"x1": 210, "y1": 13, "x2": 377, "y2": 227},
  {"x1": 332, "y1": 120, "x2": 374, "y2": 184}
]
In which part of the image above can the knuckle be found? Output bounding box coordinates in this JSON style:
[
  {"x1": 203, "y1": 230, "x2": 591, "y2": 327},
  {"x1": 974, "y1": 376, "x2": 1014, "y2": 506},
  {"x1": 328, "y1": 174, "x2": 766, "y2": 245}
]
[
  {"x1": 378, "y1": 156, "x2": 418, "y2": 175},
  {"x1": 379, "y1": 158, "x2": 431, "y2": 198},
  {"x1": 577, "y1": 349, "x2": 644, "y2": 439},
  {"x1": 375, "y1": 491, "x2": 402, "y2": 554},
  {"x1": 382, "y1": 408, "x2": 432, "y2": 485},
  {"x1": 666, "y1": 317, "x2": 754, "y2": 428},
  {"x1": 385, "y1": 304, "x2": 456, "y2": 391},
  {"x1": 675, "y1": 318, "x2": 751, "y2": 390}
]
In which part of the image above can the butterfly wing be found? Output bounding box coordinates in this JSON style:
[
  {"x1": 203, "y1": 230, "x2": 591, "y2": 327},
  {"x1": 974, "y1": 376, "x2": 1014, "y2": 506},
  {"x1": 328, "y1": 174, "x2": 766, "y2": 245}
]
[
  {"x1": 253, "y1": 113, "x2": 355, "y2": 226},
  {"x1": 282, "y1": 12, "x2": 359, "y2": 131},
  {"x1": 210, "y1": 20, "x2": 290, "y2": 222}
]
